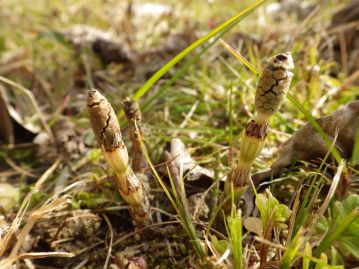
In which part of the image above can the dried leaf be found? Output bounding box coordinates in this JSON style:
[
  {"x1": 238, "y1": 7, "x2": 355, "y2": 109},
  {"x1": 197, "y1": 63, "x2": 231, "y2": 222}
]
[
  {"x1": 0, "y1": 83, "x2": 40, "y2": 144},
  {"x1": 63, "y1": 25, "x2": 135, "y2": 66},
  {"x1": 0, "y1": 86, "x2": 13, "y2": 144},
  {"x1": 253, "y1": 100, "x2": 359, "y2": 184},
  {"x1": 244, "y1": 217, "x2": 263, "y2": 237},
  {"x1": 169, "y1": 138, "x2": 214, "y2": 181}
]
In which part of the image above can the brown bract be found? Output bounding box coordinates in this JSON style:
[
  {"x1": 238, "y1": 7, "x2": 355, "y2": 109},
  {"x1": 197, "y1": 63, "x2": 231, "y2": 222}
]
[{"x1": 245, "y1": 120, "x2": 269, "y2": 140}]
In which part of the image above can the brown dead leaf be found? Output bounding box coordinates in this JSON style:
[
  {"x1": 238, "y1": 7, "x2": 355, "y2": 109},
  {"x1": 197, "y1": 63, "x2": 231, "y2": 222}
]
[
  {"x1": 253, "y1": 100, "x2": 359, "y2": 185},
  {"x1": 162, "y1": 138, "x2": 214, "y2": 195},
  {"x1": 34, "y1": 116, "x2": 85, "y2": 163},
  {"x1": 0, "y1": 86, "x2": 14, "y2": 144},
  {"x1": 62, "y1": 25, "x2": 135, "y2": 67},
  {"x1": 244, "y1": 217, "x2": 263, "y2": 237},
  {"x1": 169, "y1": 138, "x2": 214, "y2": 182}
]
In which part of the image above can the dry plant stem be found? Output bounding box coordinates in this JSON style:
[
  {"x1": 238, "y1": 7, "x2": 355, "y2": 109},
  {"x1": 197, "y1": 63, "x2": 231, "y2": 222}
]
[
  {"x1": 87, "y1": 89, "x2": 151, "y2": 225},
  {"x1": 123, "y1": 97, "x2": 146, "y2": 172},
  {"x1": 260, "y1": 210, "x2": 274, "y2": 264},
  {"x1": 225, "y1": 53, "x2": 294, "y2": 201},
  {"x1": 0, "y1": 196, "x2": 72, "y2": 269},
  {"x1": 0, "y1": 158, "x2": 61, "y2": 257}
]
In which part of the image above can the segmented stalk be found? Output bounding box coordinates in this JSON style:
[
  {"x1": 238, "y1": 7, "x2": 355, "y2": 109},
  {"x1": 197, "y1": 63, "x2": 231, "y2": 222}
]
[
  {"x1": 122, "y1": 97, "x2": 146, "y2": 172},
  {"x1": 225, "y1": 52, "x2": 294, "y2": 195},
  {"x1": 87, "y1": 89, "x2": 151, "y2": 225}
]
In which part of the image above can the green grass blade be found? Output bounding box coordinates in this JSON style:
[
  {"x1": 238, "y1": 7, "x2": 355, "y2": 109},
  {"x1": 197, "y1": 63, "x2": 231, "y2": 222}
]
[
  {"x1": 313, "y1": 208, "x2": 359, "y2": 257},
  {"x1": 226, "y1": 211, "x2": 243, "y2": 269},
  {"x1": 132, "y1": 0, "x2": 268, "y2": 102},
  {"x1": 351, "y1": 128, "x2": 359, "y2": 162},
  {"x1": 136, "y1": 124, "x2": 205, "y2": 259},
  {"x1": 228, "y1": 82, "x2": 234, "y2": 145},
  {"x1": 292, "y1": 139, "x2": 337, "y2": 237},
  {"x1": 220, "y1": 39, "x2": 261, "y2": 76},
  {"x1": 279, "y1": 229, "x2": 303, "y2": 269},
  {"x1": 302, "y1": 243, "x2": 312, "y2": 269},
  {"x1": 206, "y1": 187, "x2": 247, "y2": 235},
  {"x1": 166, "y1": 165, "x2": 205, "y2": 259}
]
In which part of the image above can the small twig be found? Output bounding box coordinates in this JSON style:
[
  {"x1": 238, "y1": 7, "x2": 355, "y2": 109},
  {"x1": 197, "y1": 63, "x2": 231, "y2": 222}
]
[
  {"x1": 3, "y1": 156, "x2": 37, "y2": 178},
  {"x1": 102, "y1": 213, "x2": 114, "y2": 269}
]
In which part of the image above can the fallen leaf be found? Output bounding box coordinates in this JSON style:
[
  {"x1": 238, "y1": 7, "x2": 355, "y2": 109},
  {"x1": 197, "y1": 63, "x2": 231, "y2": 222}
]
[
  {"x1": 244, "y1": 217, "x2": 263, "y2": 237},
  {"x1": 170, "y1": 138, "x2": 214, "y2": 181},
  {"x1": 0, "y1": 85, "x2": 14, "y2": 144},
  {"x1": 62, "y1": 25, "x2": 135, "y2": 66},
  {"x1": 253, "y1": 100, "x2": 359, "y2": 185}
]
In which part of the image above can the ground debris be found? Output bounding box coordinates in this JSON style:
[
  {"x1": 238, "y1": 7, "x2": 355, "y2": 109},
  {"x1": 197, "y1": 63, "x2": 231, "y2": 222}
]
[
  {"x1": 0, "y1": 86, "x2": 13, "y2": 144},
  {"x1": 169, "y1": 138, "x2": 214, "y2": 182},
  {"x1": 114, "y1": 249, "x2": 147, "y2": 269},
  {"x1": 61, "y1": 24, "x2": 197, "y2": 80},
  {"x1": 32, "y1": 210, "x2": 101, "y2": 255},
  {"x1": 34, "y1": 116, "x2": 86, "y2": 163},
  {"x1": 62, "y1": 25, "x2": 135, "y2": 66},
  {"x1": 329, "y1": 0, "x2": 359, "y2": 76},
  {"x1": 253, "y1": 100, "x2": 359, "y2": 184},
  {"x1": 161, "y1": 138, "x2": 214, "y2": 196}
]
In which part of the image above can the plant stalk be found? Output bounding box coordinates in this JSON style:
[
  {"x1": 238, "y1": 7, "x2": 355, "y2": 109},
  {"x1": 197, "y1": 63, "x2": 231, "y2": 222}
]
[
  {"x1": 224, "y1": 52, "x2": 294, "y2": 209},
  {"x1": 87, "y1": 89, "x2": 151, "y2": 225}
]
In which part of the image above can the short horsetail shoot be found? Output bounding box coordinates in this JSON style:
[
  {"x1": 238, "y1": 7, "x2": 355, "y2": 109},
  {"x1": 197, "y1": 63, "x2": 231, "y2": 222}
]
[
  {"x1": 225, "y1": 52, "x2": 294, "y2": 201},
  {"x1": 87, "y1": 89, "x2": 151, "y2": 226}
]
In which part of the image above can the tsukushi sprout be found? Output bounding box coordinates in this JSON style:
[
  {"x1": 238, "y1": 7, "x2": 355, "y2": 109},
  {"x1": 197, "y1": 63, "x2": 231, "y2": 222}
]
[
  {"x1": 225, "y1": 52, "x2": 294, "y2": 201},
  {"x1": 87, "y1": 89, "x2": 151, "y2": 226}
]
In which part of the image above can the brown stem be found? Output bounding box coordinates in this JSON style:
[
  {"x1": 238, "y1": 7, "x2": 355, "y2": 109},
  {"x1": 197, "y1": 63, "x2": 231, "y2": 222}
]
[{"x1": 87, "y1": 89, "x2": 151, "y2": 226}]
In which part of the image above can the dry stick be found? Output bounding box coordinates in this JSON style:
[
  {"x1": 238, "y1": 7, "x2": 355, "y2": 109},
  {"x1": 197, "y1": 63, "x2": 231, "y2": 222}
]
[
  {"x1": 102, "y1": 213, "x2": 114, "y2": 269},
  {"x1": 0, "y1": 196, "x2": 72, "y2": 269},
  {"x1": 224, "y1": 53, "x2": 294, "y2": 213},
  {"x1": 87, "y1": 89, "x2": 151, "y2": 226}
]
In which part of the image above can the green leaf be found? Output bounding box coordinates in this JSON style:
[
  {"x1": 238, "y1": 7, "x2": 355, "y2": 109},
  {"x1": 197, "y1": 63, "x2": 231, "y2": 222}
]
[
  {"x1": 256, "y1": 189, "x2": 292, "y2": 229},
  {"x1": 211, "y1": 235, "x2": 228, "y2": 255},
  {"x1": 314, "y1": 194, "x2": 359, "y2": 258},
  {"x1": 279, "y1": 229, "x2": 303, "y2": 269},
  {"x1": 330, "y1": 246, "x2": 344, "y2": 266}
]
